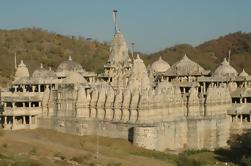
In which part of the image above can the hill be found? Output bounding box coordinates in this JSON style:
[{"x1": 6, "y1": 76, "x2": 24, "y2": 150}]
[
  {"x1": 0, "y1": 28, "x2": 110, "y2": 86},
  {"x1": 0, "y1": 28, "x2": 251, "y2": 86},
  {"x1": 146, "y1": 31, "x2": 251, "y2": 73}
]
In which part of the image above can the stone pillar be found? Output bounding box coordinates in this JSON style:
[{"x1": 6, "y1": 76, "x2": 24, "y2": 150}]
[
  {"x1": 14, "y1": 86, "x2": 17, "y2": 92},
  {"x1": 22, "y1": 85, "x2": 26, "y2": 92},
  {"x1": 4, "y1": 116, "x2": 7, "y2": 125},
  {"x1": 4, "y1": 103, "x2": 7, "y2": 108},
  {"x1": 241, "y1": 115, "x2": 243, "y2": 123},
  {"x1": 203, "y1": 82, "x2": 206, "y2": 94},
  {"x1": 23, "y1": 102, "x2": 25, "y2": 108},
  {"x1": 38, "y1": 85, "x2": 41, "y2": 92},
  {"x1": 29, "y1": 102, "x2": 31, "y2": 108},
  {"x1": 12, "y1": 102, "x2": 15, "y2": 108},
  {"x1": 12, "y1": 116, "x2": 15, "y2": 125},
  {"x1": 32, "y1": 85, "x2": 36, "y2": 92},
  {"x1": 29, "y1": 116, "x2": 32, "y2": 124},
  {"x1": 38, "y1": 102, "x2": 41, "y2": 107},
  {"x1": 23, "y1": 116, "x2": 26, "y2": 124}
]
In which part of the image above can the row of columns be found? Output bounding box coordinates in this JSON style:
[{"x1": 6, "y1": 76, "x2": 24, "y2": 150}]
[
  {"x1": 231, "y1": 114, "x2": 251, "y2": 123},
  {"x1": 13, "y1": 84, "x2": 56, "y2": 93},
  {"x1": 3, "y1": 101, "x2": 41, "y2": 108},
  {"x1": 2, "y1": 115, "x2": 37, "y2": 126}
]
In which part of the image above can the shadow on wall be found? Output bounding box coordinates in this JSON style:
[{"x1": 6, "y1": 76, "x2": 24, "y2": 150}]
[
  {"x1": 214, "y1": 129, "x2": 251, "y2": 165},
  {"x1": 128, "y1": 127, "x2": 134, "y2": 143}
]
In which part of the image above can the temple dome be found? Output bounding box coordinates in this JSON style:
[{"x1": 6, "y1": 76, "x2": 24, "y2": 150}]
[
  {"x1": 213, "y1": 58, "x2": 238, "y2": 77},
  {"x1": 165, "y1": 54, "x2": 209, "y2": 76},
  {"x1": 63, "y1": 72, "x2": 87, "y2": 84},
  {"x1": 15, "y1": 60, "x2": 29, "y2": 79},
  {"x1": 57, "y1": 56, "x2": 83, "y2": 72},
  {"x1": 239, "y1": 69, "x2": 249, "y2": 77},
  {"x1": 151, "y1": 56, "x2": 170, "y2": 73},
  {"x1": 32, "y1": 64, "x2": 57, "y2": 79}
]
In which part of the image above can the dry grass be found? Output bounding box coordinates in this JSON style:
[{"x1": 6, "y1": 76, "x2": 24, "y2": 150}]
[{"x1": 0, "y1": 129, "x2": 173, "y2": 166}]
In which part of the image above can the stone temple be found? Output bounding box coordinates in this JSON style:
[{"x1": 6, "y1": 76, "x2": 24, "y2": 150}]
[{"x1": 0, "y1": 14, "x2": 251, "y2": 152}]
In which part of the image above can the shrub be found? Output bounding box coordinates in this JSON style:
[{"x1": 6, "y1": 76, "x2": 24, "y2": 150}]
[
  {"x1": 2, "y1": 143, "x2": 7, "y2": 148},
  {"x1": 54, "y1": 152, "x2": 66, "y2": 160},
  {"x1": 29, "y1": 147, "x2": 37, "y2": 155},
  {"x1": 240, "y1": 156, "x2": 251, "y2": 166},
  {"x1": 176, "y1": 153, "x2": 203, "y2": 166},
  {"x1": 71, "y1": 155, "x2": 89, "y2": 164}
]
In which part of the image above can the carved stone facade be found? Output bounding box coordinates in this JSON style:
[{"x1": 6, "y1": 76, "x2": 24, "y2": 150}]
[{"x1": 1, "y1": 17, "x2": 251, "y2": 152}]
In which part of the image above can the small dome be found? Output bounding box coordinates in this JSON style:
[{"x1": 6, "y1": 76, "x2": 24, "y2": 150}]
[
  {"x1": 151, "y1": 56, "x2": 170, "y2": 73},
  {"x1": 239, "y1": 69, "x2": 249, "y2": 77},
  {"x1": 32, "y1": 64, "x2": 57, "y2": 79},
  {"x1": 165, "y1": 54, "x2": 208, "y2": 76},
  {"x1": 214, "y1": 58, "x2": 238, "y2": 77},
  {"x1": 57, "y1": 56, "x2": 83, "y2": 72},
  {"x1": 15, "y1": 60, "x2": 29, "y2": 80},
  {"x1": 63, "y1": 72, "x2": 87, "y2": 84}
]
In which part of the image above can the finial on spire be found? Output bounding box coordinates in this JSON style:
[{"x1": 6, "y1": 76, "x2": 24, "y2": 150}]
[
  {"x1": 112, "y1": 9, "x2": 118, "y2": 34},
  {"x1": 68, "y1": 56, "x2": 72, "y2": 61},
  {"x1": 131, "y1": 42, "x2": 135, "y2": 60},
  {"x1": 40, "y1": 63, "x2": 43, "y2": 69},
  {"x1": 136, "y1": 54, "x2": 140, "y2": 59},
  {"x1": 228, "y1": 49, "x2": 231, "y2": 63}
]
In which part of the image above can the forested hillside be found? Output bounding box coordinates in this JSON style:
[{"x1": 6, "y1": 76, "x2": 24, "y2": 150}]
[{"x1": 0, "y1": 28, "x2": 250, "y2": 86}]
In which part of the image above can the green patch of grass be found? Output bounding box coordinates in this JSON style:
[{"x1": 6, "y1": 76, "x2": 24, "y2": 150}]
[
  {"x1": 177, "y1": 153, "x2": 203, "y2": 166},
  {"x1": 29, "y1": 147, "x2": 37, "y2": 155},
  {"x1": 107, "y1": 161, "x2": 122, "y2": 166},
  {"x1": 130, "y1": 149, "x2": 177, "y2": 162}
]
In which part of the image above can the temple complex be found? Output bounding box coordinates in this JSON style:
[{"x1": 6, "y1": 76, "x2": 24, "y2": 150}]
[{"x1": 0, "y1": 12, "x2": 251, "y2": 152}]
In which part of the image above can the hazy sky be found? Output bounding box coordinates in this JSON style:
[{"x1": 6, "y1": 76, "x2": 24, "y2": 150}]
[{"x1": 0, "y1": 0, "x2": 251, "y2": 53}]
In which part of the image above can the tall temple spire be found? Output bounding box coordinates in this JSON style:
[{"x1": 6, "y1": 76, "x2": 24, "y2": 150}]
[{"x1": 112, "y1": 9, "x2": 119, "y2": 34}]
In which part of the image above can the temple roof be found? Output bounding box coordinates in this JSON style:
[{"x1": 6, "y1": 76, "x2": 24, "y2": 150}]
[
  {"x1": 164, "y1": 54, "x2": 210, "y2": 76},
  {"x1": 57, "y1": 56, "x2": 84, "y2": 72},
  {"x1": 15, "y1": 60, "x2": 29, "y2": 80},
  {"x1": 32, "y1": 64, "x2": 57, "y2": 79},
  {"x1": 151, "y1": 56, "x2": 170, "y2": 73},
  {"x1": 213, "y1": 58, "x2": 238, "y2": 77},
  {"x1": 63, "y1": 72, "x2": 88, "y2": 84},
  {"x1": 239, "y1": 69, "x2": 249, "y2": 77}
]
